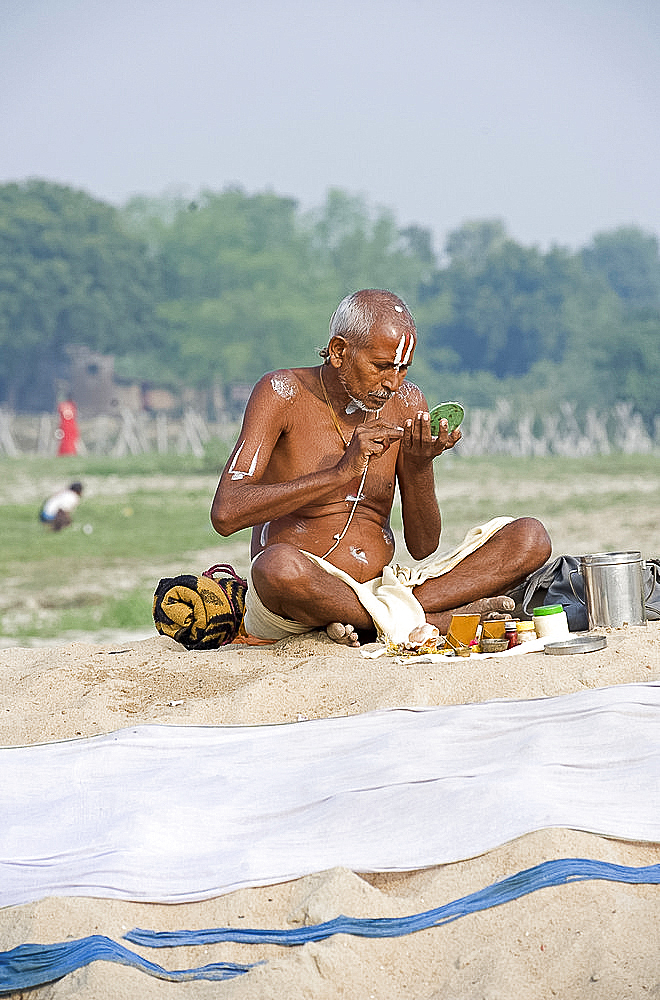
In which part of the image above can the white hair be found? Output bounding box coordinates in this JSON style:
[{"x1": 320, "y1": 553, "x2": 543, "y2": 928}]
[{"x1": 320, "y1": 289, "x2": 415, "y2": 361}]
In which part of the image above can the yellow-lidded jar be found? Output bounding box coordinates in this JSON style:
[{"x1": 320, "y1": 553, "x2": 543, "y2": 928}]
[{"x1": 516, "y1": 620, "x2": 538, "y2": 642}]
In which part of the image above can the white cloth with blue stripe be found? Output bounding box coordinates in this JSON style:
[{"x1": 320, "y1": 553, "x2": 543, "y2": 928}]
[{"x1": 1, "y1": 681, "x2": 658, "y2": 907}]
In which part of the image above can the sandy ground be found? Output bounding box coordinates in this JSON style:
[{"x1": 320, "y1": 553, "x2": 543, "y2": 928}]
[{"x1": 0, "y1": 623, "x2": 659, "y2": 999}]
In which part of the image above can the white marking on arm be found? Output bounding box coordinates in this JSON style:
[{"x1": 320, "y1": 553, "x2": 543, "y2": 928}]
[
  {"x1": 228, "y1": 441, "x2": 261, "y2": 480},
  {"x1": 228, "y1": 441, "x2": 245, "y2": 474},
  {"x1": 247, "y1": 445, "x2": 260, "y2": 476}
]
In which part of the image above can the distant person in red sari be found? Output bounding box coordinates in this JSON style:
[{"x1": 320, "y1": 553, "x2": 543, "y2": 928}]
[{"x1": 56, "y1": 398, "x2": 79, "y2": 456}]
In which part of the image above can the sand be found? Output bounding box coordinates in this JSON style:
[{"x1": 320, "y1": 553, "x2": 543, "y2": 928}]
[{"x1": 1, "y1": 623, "x2": 659, "y2": 999}]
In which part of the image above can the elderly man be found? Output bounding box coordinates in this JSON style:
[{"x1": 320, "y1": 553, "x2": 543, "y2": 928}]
[{"x1": 211, "y1": 289, "x2": 551, "y2": 645}]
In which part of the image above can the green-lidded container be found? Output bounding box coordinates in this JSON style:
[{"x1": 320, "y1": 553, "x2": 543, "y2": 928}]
[{"x1": 533, "y1": 604, "x2": 570, "y2": 639}]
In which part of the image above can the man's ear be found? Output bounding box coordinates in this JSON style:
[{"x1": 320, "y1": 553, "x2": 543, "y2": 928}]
[{"x1": 328, "y1": 336, "x2": 348, "y2": 368}]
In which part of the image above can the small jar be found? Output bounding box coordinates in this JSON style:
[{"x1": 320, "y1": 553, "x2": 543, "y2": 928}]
[
  {"x1": 533, "y1": 604, "x2": 570, "y2": 640},
  {"x1": 516, "y1": 620, "x2": 538, "y2": 643},
  {"x1": 504, "y1": 620, "x2": 519, "y2": 648}
]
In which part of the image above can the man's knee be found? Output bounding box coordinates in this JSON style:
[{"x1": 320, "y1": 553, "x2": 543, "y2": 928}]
[
  {"x1": 512, "y1": 517, "x2": 552, "y2": 565},
  {"x1": 53, "y1": 510, "x2": 71, "y2": 531},
  {"x1": 251, "y1": 544, "x2": 314, "y2": 621},
  {"x1": 251, "y1": 544, "x2": 309, "y2": 594}
]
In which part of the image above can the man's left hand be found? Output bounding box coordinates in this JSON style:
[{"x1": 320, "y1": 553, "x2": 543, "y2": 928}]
[{"x1": 401, "y1": 410, "x2": 461, "y2": 462}]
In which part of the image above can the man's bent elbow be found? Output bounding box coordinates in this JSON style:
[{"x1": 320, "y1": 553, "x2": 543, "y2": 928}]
[
  {"x1": 405, "y1": 530, "x2": 441, "y2": 563},
  {"x1": 210, "y1": 506, "x2": 238, "y2": 537}
]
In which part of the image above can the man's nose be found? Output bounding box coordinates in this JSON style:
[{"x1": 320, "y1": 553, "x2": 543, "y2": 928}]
[{"x1": 382, "y1": 369, "x2": 406, "y2": 392}]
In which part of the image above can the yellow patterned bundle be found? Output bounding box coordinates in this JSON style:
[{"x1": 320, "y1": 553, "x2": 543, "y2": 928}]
[{"x1": 152, "y1": 564, "x2": 247, "y2": 650}]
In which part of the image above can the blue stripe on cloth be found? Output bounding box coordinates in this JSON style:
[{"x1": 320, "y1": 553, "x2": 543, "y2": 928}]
[
  {"x1": 0, "y1": 935, "x2": 258, "y2": 994},
  {"x1": 126, "y1": 858, "x2": 660, "y2": 948},
  {"x1": 2, "y1": 859, "x2": 658, "y2": 993}
]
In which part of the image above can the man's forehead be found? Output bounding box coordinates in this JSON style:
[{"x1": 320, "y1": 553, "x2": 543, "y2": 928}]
[{"x1": 366, "y1": 324, "x2": 416, "y2": 361}]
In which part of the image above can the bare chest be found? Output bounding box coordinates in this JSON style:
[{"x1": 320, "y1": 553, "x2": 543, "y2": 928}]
[{"x1": 269, "y1": 401, "x2": 398, "y2": 509}]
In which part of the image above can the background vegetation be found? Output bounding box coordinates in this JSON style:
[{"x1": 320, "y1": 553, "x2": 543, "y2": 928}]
[
  {"x1": 1, "y1": 178, "x2": 658, "y2": 643},
  {"x1": 1, "y1": 179, "x2": 659, "y2": 430}
]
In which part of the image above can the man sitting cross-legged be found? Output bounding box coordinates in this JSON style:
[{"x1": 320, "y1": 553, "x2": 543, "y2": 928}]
[{"x1": 211, "y1": 289, "x2": 551, "y2": 646}]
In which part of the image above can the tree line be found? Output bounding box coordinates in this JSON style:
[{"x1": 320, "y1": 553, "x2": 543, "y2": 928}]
[{"x1": 1, "y1": 178, "x2": 659, "y2": 428}]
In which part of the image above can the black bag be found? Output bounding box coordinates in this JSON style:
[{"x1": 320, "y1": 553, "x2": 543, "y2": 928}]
[
  {"x1": 508, "y1": 555, "x2": 587, "y2": 630},
  {"x1": 645, "y1": 559, "x2": 660, "y2": 621},
  {"x1": 508, "y1": 555, "x2": 660, "y2": 631}
]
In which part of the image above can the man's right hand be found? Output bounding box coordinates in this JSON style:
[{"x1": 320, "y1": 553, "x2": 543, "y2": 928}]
[{"x1": 338, "y1": 421, "x2": 404, "y2": 477}]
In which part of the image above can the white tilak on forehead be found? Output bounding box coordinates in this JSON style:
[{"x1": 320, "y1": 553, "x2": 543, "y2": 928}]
[
  {"x1": 392, "y1": 333, "x2": 414, "y2": 369},
  {"x1": 393, "y1": 334, "x2": 406, "y2": 366}
]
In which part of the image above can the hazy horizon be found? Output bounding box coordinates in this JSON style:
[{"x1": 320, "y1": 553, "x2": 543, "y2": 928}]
[{"x1": 1, "y1": 0, "x2": 658, "y2": 253}]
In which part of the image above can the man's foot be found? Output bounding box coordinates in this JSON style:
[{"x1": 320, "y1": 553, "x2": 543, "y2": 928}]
[
  {"x1": 428, "y1": 596, "x2": 515, "y2": 634},
  {"x1": 326, "y1": 622, "x2": 361, "y2": 647}
]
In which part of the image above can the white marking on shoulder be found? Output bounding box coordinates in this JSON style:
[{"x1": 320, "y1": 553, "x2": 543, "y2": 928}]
[
  {"x1": 396, "y1": 380, "x2": 421, "y2": 404},
  {"x1": 270, "y1": 372, "x2": 298, "y2": 400},
  {"x1": 349, "y1": 546, "x2": 369, "y2": 565}
]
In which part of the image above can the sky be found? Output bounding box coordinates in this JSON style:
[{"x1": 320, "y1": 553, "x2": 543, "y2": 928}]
[{"x1": 1, "y1": 0, "x2": 659, "y2": 254}]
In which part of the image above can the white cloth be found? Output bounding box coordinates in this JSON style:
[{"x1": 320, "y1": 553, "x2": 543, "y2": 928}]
[
  {"x1": 40, "y1": 488, "x2": 80, "y2": 520},
  {"x1": 393, "y1": 515, "x2": 514, "y2": 586},
  {"x1": 306, "y1": 516, "x2": 514, "y2": 644},
  {"x1": 246, "y1": 517, "x2": 514, "y2": 644},
  {"x1": 1, "y1": 682, "x2": 658, "y2": 907}
]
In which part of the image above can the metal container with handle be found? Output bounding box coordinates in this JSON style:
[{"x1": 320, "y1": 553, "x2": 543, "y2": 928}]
[{"x1": 579, "y1": 551, "x2": 647, "y2": 628}]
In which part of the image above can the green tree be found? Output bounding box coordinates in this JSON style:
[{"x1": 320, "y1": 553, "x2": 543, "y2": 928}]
[
  {"x1": 305, "y1": 189, "x2": 435, "y2": 303},
  {"x1": 581, "y1": 226, "x2": 660, "y2": 310},
  {"x1": 586, "y1": 306, "x2": 660, "y2": 427},
  {"x1": 125, "y1": 187, "x2": 438, "y2": 390},
  {"x1": 443, "y1": 218, "x2": 507, "y2": 272},
  {"x1": 422, "y1": 222, "x2": 589, "y2": 378},
  {"x1": 126, "y1": 187, "x2": 335, "y2": 387},
  {"x1": 0, "y1": 180, "x2": 161, "y2": 409}
]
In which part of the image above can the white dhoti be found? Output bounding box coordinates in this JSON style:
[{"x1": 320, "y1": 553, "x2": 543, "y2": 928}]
[{"x1": 244, "y1": 516, "x2": 513, "y2": 644}]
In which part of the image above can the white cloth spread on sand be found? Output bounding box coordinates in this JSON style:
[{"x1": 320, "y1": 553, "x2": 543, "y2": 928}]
[
  {"x1": 1, "y1": 681, "x2": 658, "y2": 908},
  {"x1": 245, "y1": 516, "x2": 513, "y2": 644}
]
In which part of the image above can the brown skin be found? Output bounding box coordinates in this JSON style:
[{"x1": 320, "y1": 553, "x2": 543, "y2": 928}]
[{"x1": 211, "y1": 303, "x2": 551, "y2": 644}]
